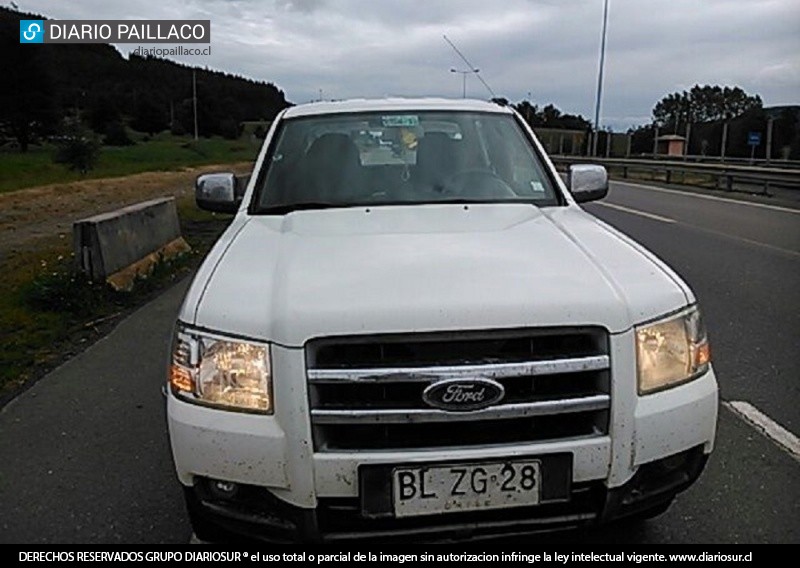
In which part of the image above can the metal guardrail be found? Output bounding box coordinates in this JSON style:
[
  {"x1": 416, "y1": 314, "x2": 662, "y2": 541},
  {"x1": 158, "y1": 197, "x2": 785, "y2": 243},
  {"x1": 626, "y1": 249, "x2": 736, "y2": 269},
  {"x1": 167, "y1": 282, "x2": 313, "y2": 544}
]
[
  {"x1": 629, "y1": 154, "x2": 800, "y2": 170},
  {"x1": 551, "y1": 156, "x2": 800, "y2": 193}
]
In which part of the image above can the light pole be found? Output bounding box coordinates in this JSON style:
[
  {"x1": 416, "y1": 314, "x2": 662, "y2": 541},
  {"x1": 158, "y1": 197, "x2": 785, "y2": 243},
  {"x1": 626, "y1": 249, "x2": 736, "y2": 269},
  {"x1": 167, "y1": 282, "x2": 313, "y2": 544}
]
[
  {"x1": 192, "y1": 69, "x2": 199, "y2": 141},
  {"x1": 450, "y1": 67, "x2": 479, "y2": 98},
  {"x1": 592, "y1": 0, "x2": 610, "y2": 157}
]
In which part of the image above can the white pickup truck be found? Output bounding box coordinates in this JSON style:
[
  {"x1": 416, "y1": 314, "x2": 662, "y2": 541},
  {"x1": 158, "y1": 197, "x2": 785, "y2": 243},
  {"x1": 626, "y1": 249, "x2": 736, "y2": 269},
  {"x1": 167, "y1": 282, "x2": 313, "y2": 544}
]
[{"x1": 167, "y1": 98, "x2": 718, "y2": 543}]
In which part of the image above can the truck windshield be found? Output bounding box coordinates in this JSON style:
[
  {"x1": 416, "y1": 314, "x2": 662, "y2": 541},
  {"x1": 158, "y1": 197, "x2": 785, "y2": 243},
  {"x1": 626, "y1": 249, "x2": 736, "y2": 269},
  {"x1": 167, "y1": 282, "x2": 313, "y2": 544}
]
[{"x1": 252, "y1": 111, "x2": 561, "y2": 213}]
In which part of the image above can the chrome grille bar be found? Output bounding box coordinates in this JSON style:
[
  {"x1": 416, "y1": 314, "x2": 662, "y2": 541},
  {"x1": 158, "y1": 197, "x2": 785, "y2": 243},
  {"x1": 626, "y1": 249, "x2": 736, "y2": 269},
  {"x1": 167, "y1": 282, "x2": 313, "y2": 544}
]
[
  {"x1": 310, "y1": 394, "x2": 609, "y2": 424},
  {"x1": 308, "y1": 355, "x2": 609, "y2": 383}
]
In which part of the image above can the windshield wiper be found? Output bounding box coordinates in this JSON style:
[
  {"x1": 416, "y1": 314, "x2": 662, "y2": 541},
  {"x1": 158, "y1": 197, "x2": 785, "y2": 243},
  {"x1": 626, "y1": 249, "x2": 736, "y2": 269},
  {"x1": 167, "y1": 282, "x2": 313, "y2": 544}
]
[{"x1": 257, "y1": 201, "x2": 344, "y2": 215}]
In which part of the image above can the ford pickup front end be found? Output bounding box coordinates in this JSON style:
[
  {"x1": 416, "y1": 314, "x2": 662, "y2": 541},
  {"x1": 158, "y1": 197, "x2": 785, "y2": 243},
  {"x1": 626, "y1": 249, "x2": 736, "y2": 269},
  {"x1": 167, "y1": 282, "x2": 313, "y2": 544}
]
[{"x1": 166, "y1": 98, "x2": 718, "y2": 543}]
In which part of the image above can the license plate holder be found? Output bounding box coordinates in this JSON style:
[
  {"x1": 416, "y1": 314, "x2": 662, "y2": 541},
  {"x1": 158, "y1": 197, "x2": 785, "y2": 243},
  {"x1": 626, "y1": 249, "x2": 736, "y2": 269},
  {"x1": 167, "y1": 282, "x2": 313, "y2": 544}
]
[
  {"x1": 392, "y1": 460, "x2": 541, "y2": 517},
  {"x1": 359, "y1": 453, "x2": 572, "y2": 519}
]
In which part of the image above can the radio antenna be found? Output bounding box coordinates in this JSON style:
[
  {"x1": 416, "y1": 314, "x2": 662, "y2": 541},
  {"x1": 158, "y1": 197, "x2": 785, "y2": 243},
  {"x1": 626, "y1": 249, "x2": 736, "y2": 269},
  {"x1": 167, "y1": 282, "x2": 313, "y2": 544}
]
[{"x1": 442, "y1": 34, "x2": 496, "y2": 98}]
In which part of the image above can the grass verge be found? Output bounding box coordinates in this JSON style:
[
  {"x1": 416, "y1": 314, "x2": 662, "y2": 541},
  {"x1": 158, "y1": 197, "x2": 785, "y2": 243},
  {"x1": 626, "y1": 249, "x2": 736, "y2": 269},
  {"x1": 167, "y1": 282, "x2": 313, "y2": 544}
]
[{"x1": 0, "y1": 133, "x2": 260, "y2": 194}]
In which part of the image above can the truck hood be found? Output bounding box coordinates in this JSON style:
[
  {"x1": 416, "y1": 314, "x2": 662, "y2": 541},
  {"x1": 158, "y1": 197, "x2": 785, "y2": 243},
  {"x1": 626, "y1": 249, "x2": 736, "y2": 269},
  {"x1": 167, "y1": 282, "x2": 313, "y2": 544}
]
[{"x1": 186, "y1": 204, "x2": 689, "y2": 345}]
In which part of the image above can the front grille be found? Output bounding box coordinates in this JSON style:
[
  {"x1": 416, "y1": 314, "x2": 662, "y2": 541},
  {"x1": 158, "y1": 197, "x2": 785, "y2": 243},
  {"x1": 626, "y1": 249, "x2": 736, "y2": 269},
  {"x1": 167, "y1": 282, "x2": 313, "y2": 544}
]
[{"x1": 306, "y1": 328, "x2": 610, "y2": 452}]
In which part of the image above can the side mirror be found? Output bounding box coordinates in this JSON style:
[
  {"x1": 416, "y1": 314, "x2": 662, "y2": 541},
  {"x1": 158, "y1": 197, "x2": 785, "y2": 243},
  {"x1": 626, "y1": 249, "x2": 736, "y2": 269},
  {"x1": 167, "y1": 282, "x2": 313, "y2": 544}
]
[
  {"x1": 195, "y1": 172, "x2": 242, "y2": 213},
  {"x1": 568, "y1": 164, "x2": 608, "y2": 203}
]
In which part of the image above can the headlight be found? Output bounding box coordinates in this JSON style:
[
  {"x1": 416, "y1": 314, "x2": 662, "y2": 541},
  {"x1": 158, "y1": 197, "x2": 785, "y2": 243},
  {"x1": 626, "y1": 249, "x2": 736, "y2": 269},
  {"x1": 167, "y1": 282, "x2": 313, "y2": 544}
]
[
  {"x1": 168, "y1": 325, "x2": 272, "y2": 414},
  {"x1": 635, "y1": 306, "x2": 710, "y2": 395}
]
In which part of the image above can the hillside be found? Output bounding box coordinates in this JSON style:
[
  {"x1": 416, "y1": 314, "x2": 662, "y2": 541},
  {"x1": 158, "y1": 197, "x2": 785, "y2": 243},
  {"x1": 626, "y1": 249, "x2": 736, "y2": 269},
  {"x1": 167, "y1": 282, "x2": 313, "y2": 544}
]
[{"x1": 0, "y1": 7, "x2": 290, "y2": 150}]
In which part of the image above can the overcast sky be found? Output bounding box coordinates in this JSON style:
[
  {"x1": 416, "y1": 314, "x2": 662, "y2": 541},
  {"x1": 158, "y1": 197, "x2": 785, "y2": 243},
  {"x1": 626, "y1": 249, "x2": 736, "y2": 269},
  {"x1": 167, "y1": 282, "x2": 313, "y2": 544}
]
[{"x1": 18, "y1": 0, "x2": 800, "y2": 129}]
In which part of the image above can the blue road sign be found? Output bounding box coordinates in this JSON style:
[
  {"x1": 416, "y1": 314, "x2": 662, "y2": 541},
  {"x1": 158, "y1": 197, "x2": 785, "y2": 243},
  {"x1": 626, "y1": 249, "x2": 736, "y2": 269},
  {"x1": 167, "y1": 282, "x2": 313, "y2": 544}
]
[{"x1": 748, "y1": 132, "x2": 761, "y2": 146}]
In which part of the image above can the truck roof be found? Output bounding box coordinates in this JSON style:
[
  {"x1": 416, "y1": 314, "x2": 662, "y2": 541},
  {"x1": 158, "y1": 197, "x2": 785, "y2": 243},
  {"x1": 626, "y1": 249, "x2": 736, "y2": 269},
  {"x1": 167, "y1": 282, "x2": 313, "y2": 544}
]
[{"x1": 283, "y1": 97, "x2": 512, "y2": 119}]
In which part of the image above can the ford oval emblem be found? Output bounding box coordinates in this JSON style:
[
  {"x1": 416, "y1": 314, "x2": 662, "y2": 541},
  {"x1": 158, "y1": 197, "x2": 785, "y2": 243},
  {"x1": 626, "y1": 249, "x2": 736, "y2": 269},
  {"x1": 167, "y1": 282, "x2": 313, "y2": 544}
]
[{"x1": 422, "y1": 378, "x2": 505, "y2": 412}]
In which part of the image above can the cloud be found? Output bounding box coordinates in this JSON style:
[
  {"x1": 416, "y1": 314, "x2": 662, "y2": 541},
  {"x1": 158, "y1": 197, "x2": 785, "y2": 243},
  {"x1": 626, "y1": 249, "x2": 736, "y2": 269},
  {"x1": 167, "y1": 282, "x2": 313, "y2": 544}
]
[
  {"x1": 17, "y1": 0, "x2": 800, "y2": 128},
  {"x1": 754, "y1": 61, "x2": 800, "y2": 90},
  {"x1": 275, "y1": 0, "x2": 323, "y2": 13}
]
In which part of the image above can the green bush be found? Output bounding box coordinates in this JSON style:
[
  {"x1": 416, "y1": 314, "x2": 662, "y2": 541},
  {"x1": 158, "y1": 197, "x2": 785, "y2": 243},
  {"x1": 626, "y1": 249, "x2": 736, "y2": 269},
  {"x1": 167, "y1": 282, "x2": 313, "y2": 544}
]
[
  {"x1": 53, "y1": 119, "x2": 101, "y2": 173},
  {"x1": 103, "y1": 121, "x2": 133, "y2": 146},
  {"x1": 22, "y1": 251, "x2": 193, "y2": 318},
  {"x1": 22, "y1": 266, "x2": 112, "y2": 318},
  {"x1": 220, "y1": 118, "x2": 242, "y2": 140},
  {"x1": 170, "y1": 120, "x2": 187, "y2": 136}
]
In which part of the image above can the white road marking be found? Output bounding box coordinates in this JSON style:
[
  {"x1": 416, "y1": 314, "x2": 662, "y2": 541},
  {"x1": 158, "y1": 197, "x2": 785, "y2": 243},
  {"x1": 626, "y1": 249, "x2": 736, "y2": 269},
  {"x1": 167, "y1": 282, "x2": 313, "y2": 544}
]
[
  {"x1": 724, "y1": 401, "x2": 800, "y2": 461},
  {"x1": 614, "y1": 181, "x2": 800, "y2": 215},
  {"x1": 596, "y1": 202, "x2": 676, "y2": 223},
  {"x1": 689, "y1": 229, "x2": 800, "y2": 258},
  {"x1": 594, "y1": 192, "x2": 800, "y2": 258}
]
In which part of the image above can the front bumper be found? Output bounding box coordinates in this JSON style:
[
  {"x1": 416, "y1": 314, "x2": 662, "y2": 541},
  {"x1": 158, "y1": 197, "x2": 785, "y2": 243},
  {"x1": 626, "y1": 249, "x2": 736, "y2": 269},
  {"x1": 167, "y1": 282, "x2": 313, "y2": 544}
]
[
  {"x1": 167, "y1": 340, "x2": 718, "y2": 541},
  {"x1": 185, "y1": 445, "x2": 709, "y2": 543}
]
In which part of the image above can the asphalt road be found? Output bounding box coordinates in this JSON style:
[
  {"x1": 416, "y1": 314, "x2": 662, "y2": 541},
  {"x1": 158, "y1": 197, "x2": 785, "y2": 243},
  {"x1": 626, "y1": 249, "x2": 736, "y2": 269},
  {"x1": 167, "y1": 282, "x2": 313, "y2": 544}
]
[
  {"x1": 1, "y1": 180, "x2": 798, "y2": 544},
  {"x1": 587, "y1": 182, "x2": 800, "y2": 434}
]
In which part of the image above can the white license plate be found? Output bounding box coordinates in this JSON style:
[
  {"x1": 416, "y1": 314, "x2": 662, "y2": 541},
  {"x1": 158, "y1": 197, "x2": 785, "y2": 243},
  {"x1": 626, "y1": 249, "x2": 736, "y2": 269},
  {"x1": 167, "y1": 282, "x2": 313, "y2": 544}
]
[{"x1": 392, "y1": 460, "x2": 541, "y2": 517}]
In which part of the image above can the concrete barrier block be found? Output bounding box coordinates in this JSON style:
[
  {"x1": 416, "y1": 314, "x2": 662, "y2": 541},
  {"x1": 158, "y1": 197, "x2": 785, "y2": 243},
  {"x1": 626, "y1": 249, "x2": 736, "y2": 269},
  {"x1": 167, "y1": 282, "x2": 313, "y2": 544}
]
[{"x1": 73, "y1": 197, "x2": 190, "y2": 290}]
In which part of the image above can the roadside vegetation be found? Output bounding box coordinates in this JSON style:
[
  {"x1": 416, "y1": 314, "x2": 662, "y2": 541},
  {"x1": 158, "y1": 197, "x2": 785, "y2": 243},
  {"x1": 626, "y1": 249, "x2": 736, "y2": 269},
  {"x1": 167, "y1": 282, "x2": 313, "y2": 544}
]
[
  {"x1": 0, "y1": 56, "x2": 263, "y2": 400},
  {"x1": 0, "y1": 132, "x2": 260, "y2": 193},
  {"x1": 0, "y1": 194, "x2": 232, "y2": 402}
]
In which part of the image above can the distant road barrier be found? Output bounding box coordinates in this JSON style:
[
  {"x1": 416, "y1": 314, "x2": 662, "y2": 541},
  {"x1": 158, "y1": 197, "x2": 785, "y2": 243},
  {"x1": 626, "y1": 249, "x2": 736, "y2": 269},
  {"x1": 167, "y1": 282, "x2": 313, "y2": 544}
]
[
  {"x1": 551, "y1": 156, "x2": 800, "y2": 194},
  {"x1": 631, "y1": 154, "x2": 800, "y2": 170},
  {"x1": 73, "y1": 197, "x2": 190, "y2": 291}
]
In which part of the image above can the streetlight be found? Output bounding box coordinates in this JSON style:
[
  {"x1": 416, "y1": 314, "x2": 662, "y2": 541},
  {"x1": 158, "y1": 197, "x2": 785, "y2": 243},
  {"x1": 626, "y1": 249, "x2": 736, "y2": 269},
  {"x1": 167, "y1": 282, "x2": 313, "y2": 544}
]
[
  {"x1": 192, "y1": 69, "x2": 199, "y2": 141},
  {"x1": 450, "y1": 67, "x2": 479, "y2": 99},
  {"x1": 592, "y1": 0, "x2": 610, "y2": 157}
]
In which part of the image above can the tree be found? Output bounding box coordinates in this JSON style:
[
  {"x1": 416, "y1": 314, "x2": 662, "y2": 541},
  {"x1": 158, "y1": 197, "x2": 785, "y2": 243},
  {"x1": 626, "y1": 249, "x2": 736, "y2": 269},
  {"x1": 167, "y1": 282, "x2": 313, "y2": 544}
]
[
  {"x1": 771, "y1": 107, "x2": 800, "y2": 160},
  {"x1": 539, "y1": 104, "x2": 562, "y2": 126},
  {"x1": 53, "y1": 118, "x2": 100, "y2": 173},
  {"x1": 103, "y1": 121, "x2": 133, "y2": 146},
  {"x1": 653, "y1": 91, "x2": 691, "y2": 131},
  {"x1": 219, "y1": 118, "x2": 241, "y2": 140},
  {"x1": 653, "y1": 85, "x2": 762, "y2": 131},
  {"x1": 558, "y1": 113, "x2": 592, "y2": 131},
  {"x1": 0, "y1": 43, "x2": 58, "y2": 152},
  {"x1": 1, "y1": 6, "x2": 291, "y2": 145},
  {"x1": 130, "y1": 99, "x2": 168, "y2": 135},
  {"x1": 514, "y1": 100, "x2": 537, "y2": 125},
  {"x1": 512, "y1": 99, "x2": 591, "y2": 131},
  {"x1": 628, "y1": 123, "x2": 658, "y2": 155},
  {"x1": 87, "y1": 95, "x2": 121, "y2": 135}
]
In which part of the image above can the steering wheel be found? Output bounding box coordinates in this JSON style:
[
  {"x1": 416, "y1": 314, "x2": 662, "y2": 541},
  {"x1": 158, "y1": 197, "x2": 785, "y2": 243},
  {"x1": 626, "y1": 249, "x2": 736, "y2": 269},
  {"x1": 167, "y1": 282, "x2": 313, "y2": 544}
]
[{"x1": 441, "y1": 169, "x2": 517, "y2": 198}]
